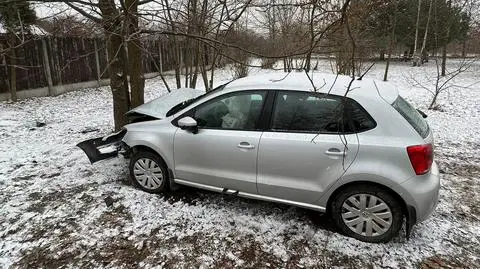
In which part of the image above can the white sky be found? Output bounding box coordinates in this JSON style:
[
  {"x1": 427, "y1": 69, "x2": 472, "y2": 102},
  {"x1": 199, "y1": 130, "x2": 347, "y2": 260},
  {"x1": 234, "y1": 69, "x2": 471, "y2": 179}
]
[{"x1": 32, "y1": 2, "x2": 78, "y2": 20}]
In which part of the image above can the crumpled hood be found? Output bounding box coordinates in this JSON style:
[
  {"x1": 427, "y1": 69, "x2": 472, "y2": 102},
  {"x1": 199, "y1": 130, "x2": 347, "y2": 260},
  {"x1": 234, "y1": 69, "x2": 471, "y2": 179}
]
[{"x1": 126, "y1": 88, "x2": 204, "y2": 119}]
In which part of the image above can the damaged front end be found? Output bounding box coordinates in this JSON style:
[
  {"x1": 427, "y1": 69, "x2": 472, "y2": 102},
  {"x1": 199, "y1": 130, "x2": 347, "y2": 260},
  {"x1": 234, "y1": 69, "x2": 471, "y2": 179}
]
[
  {"x1": 77, "y1": 88, "x2": 205, "y2": 164},
  {"x1": 77, "y1": 128, "x2": 130, "y2": 164}
]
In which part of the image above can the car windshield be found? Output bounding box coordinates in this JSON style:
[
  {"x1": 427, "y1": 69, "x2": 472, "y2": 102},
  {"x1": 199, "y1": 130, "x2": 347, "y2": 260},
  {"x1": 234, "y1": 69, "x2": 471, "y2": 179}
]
[
  {"x1": 392, "y1": 96, "x2": 429, "y2": 138},
  {"x1": 166, "y1": 84, "x2": 227, "y2": 117}
]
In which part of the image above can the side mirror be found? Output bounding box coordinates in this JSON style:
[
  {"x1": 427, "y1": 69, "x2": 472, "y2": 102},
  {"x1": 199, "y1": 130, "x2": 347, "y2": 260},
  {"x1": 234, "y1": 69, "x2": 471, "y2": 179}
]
[
  {"x1": 416, "y1": 109, "x2": 428, "y2": 118},
  {"x1": 178, "y1": 116, "x2": 198, "y2": 133}
]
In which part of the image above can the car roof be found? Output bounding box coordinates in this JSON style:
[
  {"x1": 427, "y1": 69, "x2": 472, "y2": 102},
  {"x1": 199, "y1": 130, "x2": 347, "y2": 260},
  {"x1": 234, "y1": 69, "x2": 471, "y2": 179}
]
[{"x1": 225, "y1": 72, "x2": 399, "y2": 103}]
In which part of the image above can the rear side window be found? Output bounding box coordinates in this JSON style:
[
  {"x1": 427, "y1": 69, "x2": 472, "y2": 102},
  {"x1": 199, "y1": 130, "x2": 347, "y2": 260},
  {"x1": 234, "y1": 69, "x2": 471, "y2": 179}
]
[
  {"x1": 345, "y1": 100, "x2": 377, "y2": 133},
  {"x1": 270, "y1": 91, "x2": 376, "y2": 134},
  {"x1": 272, "y1": 92, "x2": 343, "y2": 133},
  {"x1": 392, "y1": 96, "x2": 429, "y2": 138}
]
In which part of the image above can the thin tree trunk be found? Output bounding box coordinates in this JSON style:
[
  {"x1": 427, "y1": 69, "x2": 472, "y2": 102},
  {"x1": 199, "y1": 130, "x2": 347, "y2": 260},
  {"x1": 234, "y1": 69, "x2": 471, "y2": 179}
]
[
  {"x1": 441, "y1": 44, "x2": 447, "y2": 76},
  {"x1": 441, "y1": 1, "x2": 452, "y2": 77},
  {"x1": 412, "y1": 0, "x2": 422, "y2": 66},
  {"x1": 99, "y1": 0, "x2": 130, "y2": 131},
  {"x1": 209, "y1": 53, "x2": 218, "y2": 92},
  {"x1": 419, "y1": 0, "x2": 434, "y2": 65},
  {"x1": 191, "y1": 40, "x2": 200, "y2": 88},
  {"x1": 429, "y1": 92, "x2": 438, "y2": 109},
  {"x1": 384, "y1": 2, "x2": 397, "y2": 81},
  {"x1": 8, "y1": 34, "x2": 17, "y2": 102},
  {"x1": 199, "y1": 47, "x2": 209, "y2": 90},
  {"x1": 384, "y1": 39, "x2": 394, "y2": 81},
  {"x1": 379, "y1": 51, "x2": 385, "y2": 61},
  {"x1": 163, "y1": 0, "x2": 181, "y2": 88},
  {"x1": 174, "y1": 42, "x2": 181, "y2": 88},
  {"x1": 125, "y1": 0, "x2": 144, "y2": 108}
]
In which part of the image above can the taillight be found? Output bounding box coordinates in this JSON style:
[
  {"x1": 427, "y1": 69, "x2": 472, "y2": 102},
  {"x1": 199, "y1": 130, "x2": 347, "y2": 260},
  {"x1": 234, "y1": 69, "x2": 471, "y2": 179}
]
[{"x1": 407, "y1": 144, "x2": 433, "y2": 175}]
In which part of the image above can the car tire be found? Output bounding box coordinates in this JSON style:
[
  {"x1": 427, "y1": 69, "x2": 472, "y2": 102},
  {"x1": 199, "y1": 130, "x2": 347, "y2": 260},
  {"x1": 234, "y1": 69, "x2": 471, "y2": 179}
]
[
  {"x1": 330, "y1": 184, "x2": 403, "y2": 243},
  {"x1": 129, "y1": 151, "x2": 169, "y2": 194}
]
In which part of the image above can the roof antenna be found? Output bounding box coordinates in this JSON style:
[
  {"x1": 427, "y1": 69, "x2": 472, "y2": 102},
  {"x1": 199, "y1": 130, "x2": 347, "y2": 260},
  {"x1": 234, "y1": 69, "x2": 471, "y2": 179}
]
[{"x1": 357, "y1": 62, "x2": 375, "y2": 80}]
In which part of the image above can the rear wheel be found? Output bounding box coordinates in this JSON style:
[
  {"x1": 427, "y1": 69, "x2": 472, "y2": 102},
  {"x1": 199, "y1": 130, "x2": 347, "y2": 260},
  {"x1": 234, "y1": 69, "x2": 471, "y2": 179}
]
[
  {"x1": 129, "y1": 151, "x2": 168, "y2": 193},
  {"x1": 330, "y1": 184, "x2": 403, "y2": 243}
]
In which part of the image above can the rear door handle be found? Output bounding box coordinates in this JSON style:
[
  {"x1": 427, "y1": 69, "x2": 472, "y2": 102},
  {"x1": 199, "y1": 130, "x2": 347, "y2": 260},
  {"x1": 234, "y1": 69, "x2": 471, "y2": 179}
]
[
  {"x1": 325, "y1": 148, "x2": 346, "y2": 156},
  {"x1": 237, "y1": 142, "x2": 255, "y2": 150}
]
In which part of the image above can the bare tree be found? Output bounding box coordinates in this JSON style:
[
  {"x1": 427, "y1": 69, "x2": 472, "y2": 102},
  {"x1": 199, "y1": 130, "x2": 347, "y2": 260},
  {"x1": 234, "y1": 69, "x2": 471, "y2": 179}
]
[
  {"x1": 409, "y1": 58, "x2": 477, "y2": 109},
  {"x1": 34, "y1": 0, "x2": 150, "y2": 130}
]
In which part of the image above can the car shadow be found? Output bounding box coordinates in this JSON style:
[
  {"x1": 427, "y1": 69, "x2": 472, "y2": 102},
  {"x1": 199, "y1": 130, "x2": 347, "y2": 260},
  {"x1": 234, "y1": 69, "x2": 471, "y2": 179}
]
[{"x1": 160, "y1": 185, "x2": 339, "y2": 234}]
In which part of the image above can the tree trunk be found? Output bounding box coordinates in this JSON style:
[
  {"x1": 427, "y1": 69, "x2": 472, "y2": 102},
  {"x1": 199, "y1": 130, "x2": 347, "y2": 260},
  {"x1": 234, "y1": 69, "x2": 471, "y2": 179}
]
[
  {"x1": 412, "y1": 0, "x2": 422, "y2": 66},
  {"x1": 441, "y1": 44, "x2": 447, "y2": 76},
  {"x1": 379, "y1": 51, "x2": 385, "y2": 61},
  {"x1": 384, "y1": 4, "x2": 397, "y2": 81},
  {"x1": 384, "y1": 39, "x2": 394, "y2": 81},
  {"x1": 419, "y1": 0, "x2": 434, "y2": 65},
  {"x1": 429, "y1": 92, "x2": 438, "y2": 110},
  {"x1": 125, "y1": 0, "x2": 144, "y2": 108},
  {"x1": 8, "y1": 34, "x2": 17, "y2": 102},
  {"x1": 99, "y1": 0, "x2": 130, "y2": 131},
  {"x1": 191, "y1": 41, "x2": 200, "y2": 89}
]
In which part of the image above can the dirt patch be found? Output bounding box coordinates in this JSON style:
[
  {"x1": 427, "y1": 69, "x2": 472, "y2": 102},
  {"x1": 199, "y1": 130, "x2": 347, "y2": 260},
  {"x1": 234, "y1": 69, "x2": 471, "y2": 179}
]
[
  {"x1": 96, "y1": 204, "x2": 133, "y2": 228},
  {"x1": 235, "y1": 239, "x2": 283, "y2": 268},
  {"x1": 14, "y1": 245, "x2": 82, "y2": 269},
  {"x1": 88, "y1": 238, "x2": 152, "y2": 268},
  {"x1": 420, "y1": 255, "x2": 475, "y2": 269}
]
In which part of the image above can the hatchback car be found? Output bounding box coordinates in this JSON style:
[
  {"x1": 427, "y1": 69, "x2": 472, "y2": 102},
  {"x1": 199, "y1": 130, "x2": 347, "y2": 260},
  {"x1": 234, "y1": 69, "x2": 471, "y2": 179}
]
[{"x1": 78, "y1": 73, "x2": 440, "y2": 243}]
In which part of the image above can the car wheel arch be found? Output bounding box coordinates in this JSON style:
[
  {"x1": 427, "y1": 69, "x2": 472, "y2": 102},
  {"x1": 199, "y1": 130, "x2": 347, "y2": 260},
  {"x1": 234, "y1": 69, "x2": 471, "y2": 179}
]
[
  {"x1": 326, "y1": 181, "x2": 408, "y2": 218},
  {"x1": 130, "y1": 145, "x2": 169, "y2": 168}
]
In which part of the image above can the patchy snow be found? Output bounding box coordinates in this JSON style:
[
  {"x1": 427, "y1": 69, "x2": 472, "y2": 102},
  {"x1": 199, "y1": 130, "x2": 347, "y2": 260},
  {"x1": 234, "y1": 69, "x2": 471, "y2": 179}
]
[{"x1": 0, "y1": 61, "x2": 479, "y2": 268}]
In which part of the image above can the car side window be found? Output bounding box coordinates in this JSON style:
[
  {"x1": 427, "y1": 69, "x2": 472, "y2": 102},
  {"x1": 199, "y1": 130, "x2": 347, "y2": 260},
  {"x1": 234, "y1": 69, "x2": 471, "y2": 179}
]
[
  {"x1": 345, "y1": 100, "x2": 376, "y2": 133},
  {"x1": 193, "y1": 91, "x2": 267, "y2": 130},
  {"x1": 271, "y1": 91, "x2": 344, "y2": 133}
]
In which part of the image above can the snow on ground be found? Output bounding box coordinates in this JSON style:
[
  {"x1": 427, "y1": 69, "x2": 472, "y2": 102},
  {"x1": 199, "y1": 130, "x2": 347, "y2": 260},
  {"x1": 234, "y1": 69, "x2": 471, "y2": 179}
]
[{"x1": 0, "y1": 60, "x2": 479, "y2": 268}]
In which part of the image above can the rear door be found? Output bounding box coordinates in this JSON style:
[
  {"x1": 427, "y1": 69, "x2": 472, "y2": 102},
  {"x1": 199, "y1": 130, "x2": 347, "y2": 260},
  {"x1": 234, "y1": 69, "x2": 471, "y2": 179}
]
[
  {"x1": 257, "y1": 91, "x2": 359, "y2": 204},
  {"x1": 174, "y1": 90, "x2": 268, "y2": 194}
]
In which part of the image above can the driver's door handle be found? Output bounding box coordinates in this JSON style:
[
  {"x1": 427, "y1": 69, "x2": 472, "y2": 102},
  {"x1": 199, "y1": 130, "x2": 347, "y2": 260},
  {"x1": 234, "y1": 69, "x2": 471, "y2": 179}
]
[
  {"x1": 325, "y1": 148, "x2": 346, "y2": 156},
  {"x1": 237, "y1": 142, "x2": 255, "y2": 150}
]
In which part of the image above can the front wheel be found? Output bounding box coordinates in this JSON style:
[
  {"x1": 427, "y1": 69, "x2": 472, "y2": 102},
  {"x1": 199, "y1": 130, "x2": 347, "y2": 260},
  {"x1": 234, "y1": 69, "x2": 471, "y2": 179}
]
[
  {"x1": 330, "y1": 184, "x2": 403, "y2": 243},
  {"x1": 129, "y1": 151, "x2": 168, "y2": 193}
]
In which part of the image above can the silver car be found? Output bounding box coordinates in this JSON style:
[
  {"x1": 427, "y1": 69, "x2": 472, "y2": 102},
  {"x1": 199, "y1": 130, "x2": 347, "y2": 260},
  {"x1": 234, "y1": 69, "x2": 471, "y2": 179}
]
[{"x1": 79, "y1": 73, "x2": 440, "y2": 243}]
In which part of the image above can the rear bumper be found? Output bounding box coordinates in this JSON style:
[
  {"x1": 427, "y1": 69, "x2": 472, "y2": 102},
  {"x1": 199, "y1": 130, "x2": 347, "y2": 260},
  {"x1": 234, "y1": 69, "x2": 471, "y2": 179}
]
[
  {"x1": 77, "y1": 129, "x2": 128, "y2": 164},
  {"x1": 401, "y1": 161, "x2": 440, "y2": 223}
]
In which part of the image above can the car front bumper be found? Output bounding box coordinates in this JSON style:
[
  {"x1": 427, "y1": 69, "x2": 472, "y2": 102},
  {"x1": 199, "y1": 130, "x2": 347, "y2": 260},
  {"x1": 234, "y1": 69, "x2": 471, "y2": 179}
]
[{"x1": 77, "y1": 129, "x2": 129, "y2": 163}]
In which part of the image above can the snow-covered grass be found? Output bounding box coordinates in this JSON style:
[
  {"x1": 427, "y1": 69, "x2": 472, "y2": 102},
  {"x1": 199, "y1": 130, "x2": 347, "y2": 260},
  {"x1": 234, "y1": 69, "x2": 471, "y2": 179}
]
[{"x1": 1, "y1": 60, "x2": 479, "y2": 268}]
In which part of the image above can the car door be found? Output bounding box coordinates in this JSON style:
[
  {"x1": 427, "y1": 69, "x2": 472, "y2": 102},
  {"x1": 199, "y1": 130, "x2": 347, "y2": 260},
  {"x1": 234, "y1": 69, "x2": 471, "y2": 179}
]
[
  {"x1": 257, "y1": 91, "x2": 360, "y2": 204},
  {"x1": 173, "y1": 90, "x2": 268, "y2": 194}
]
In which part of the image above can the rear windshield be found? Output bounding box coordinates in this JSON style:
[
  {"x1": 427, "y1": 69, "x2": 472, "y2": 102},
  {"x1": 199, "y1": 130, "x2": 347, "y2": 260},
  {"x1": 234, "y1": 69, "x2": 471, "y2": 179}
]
[{"x1": 392, "y1": 96, "x2": 429, "y2": 138}]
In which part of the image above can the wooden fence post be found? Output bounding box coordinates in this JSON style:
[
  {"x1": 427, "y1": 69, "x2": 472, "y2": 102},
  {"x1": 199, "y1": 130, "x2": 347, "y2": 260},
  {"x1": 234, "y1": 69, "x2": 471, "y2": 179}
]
[
  {"x1": 158, "y1": 40, "x2": 163, "y2": 73},
  {"x1": 41, "y1": 38, "x2": 53, "y2": 96},
  {"x1": 94, "y1": 38, "x2": 102, "y2": 81}
]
